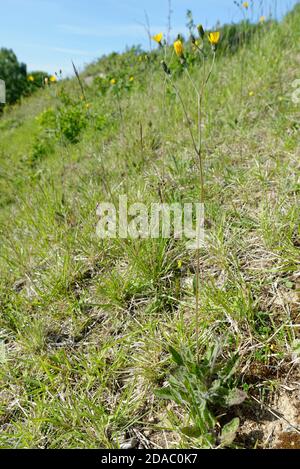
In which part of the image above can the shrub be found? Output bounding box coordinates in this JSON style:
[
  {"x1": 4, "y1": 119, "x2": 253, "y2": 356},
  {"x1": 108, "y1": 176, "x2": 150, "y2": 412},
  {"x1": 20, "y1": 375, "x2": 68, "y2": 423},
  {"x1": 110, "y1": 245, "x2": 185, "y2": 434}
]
[
  {"x1": 30, "y1": 134, "x2": 54, "y2": 165},
  {"x1": 0, "y1": 48, "x2": 27, "y2": 105},
  {"x1": 36, "y1": 97, "x2": 89, "y2": 144},
  {"x1": 56, "y1": 103, "x2": 88, "y2": 143},
  {"x1": 26, "y1": 71, "x2": 49, "y2": 94}
]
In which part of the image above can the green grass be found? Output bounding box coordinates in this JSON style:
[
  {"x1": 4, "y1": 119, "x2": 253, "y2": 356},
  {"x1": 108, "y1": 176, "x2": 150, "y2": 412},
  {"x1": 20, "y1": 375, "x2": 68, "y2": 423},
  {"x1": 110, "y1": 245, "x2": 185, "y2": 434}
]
[{"x1": 0, "y1": 6, "x2": 299, "y2": 449}]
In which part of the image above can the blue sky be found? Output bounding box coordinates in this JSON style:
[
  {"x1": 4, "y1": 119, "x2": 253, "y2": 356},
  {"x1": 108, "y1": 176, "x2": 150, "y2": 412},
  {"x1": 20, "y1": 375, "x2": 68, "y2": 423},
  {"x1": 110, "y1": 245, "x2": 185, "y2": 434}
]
[{"x1": 0, "y1": 0, "x2": 298, "y2": 75}]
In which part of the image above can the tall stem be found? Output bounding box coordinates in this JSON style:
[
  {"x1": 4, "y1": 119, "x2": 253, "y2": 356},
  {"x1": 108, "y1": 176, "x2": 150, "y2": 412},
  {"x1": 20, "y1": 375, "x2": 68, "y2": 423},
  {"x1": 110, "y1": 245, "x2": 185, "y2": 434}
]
[
  {"x1": 194, "y1": 51, "x2": 215, "y2": 358},
  {"x1": 166, "y1": 51, "x2": 216, "y2": 359}
]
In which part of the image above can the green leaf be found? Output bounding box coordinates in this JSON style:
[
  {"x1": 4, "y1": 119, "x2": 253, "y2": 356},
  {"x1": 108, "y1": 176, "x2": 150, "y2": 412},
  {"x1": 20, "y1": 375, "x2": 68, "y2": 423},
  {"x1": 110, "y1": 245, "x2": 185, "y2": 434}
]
[
  {"x1": 193, "y1": 274, "x2": 201, "y2": 296},
  {"x1": 181, "y1": 426, "x2": 202, "y2": 438},
  {"x1": 220, "y1": 418, "x2": 240, "y2": 447},
  {"x1": 154, "y1": 387, "x2": 173, "y2": 400},
  {"x1": 225, "y1": 388, "x2": 247, "y2": 407},
  {"x1": 169, "y1": 346, "x2": 184, "y2": 366}
]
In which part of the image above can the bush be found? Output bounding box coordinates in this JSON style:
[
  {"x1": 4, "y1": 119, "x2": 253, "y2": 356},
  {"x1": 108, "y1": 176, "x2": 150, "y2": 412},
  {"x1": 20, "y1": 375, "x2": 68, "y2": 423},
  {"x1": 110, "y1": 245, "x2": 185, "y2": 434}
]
[
  {"x1": 57, "y1": 104, "x2": 88, "y2": 143},
  {"x1": 26, "y1": 71, "x2": 49, "y2": 94},
  {"x1": 36, "y1": 94, "x2": 89, "y2": 144},
  {"x1": 30, "y1": 135, "x2": 54, "y2": 165},
  {"x1": 0, "y1": 48, "x2": 27, "y2": 105}
]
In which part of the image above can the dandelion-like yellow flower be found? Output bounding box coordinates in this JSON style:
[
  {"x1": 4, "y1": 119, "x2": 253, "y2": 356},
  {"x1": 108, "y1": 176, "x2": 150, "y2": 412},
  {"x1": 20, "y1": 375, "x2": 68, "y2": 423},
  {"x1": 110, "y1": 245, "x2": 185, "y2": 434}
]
[
  {"x1": 110, "y1": 78, "x2": 116, "y2": 85},
  {"x1": 249, "y1": 91, "x2": 254, "y2": 97},
  {"x1": 129, "y1": 76, "x2": 134, "y2": 82},
  {"x1": 49, "y1": 75, "x2": 57, "y2": 83},
  {"x1": 259, "y1": 16, "x2": 266, "y2": 23},
  {"x1": 27, "y1": 75, "x2": 34, "y2": 82},
  {"x1": 174, "y1": 39, "x2": 184, "y2": 57},
  {"x1": 152, "y1": 32, "x2": 163, "y2": 44},
  {"x1": 208, "y1": 31, "x2": 220, "y2": 46},
  {"x1": 242, "y1": 1, "x2": 249, "y2": 8}
]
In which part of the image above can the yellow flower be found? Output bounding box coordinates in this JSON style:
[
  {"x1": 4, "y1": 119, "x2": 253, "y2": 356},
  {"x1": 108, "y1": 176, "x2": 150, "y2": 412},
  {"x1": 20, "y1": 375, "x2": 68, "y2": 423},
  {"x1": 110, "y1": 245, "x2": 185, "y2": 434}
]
[
  {"x1": 208, "y1": 31, "x2": 220, "y2": 46},
  {"x1": 242, "y1": 1, "x2": 249, "y2": 8},
  {"x1": 249, "y1": 91, "x2": 254, "y2": 96},
  {"x1": 49, "y1": 75, "x2": 57, "y2": 83},
  {"x1": 129, "y1": 76, "x2": 134, "y2": 82},
  {"x1": 27, "y1": 75, "x2": 34, "y2": 82},
  {"x1": 259, "y1": 16, "x2": 266, "y2": 23},
  {"x1": 110, "y1": 78, "x2": 116, "y2": 85},
  {"x1": 177, "y1": 260, "x2": 182, "y2": 269},
  {"x1": 174, "y1": 39, "x2": 184, "y2": 57},
  {"x1": 152, "y1": 32, "x2": 163, "y2": 44},
  {"x1": 85, "y1": 103, "x2": 91, "y2": 109}
]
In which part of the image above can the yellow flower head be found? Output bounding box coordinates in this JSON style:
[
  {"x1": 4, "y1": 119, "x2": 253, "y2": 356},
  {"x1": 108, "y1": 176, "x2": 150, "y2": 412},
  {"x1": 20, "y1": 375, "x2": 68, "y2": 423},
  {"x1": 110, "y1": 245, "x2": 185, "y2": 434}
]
[
  {"x1": 110, "y1": 78, "x2": 116, "y2": 85},
  {"x1": 174, "y1": 39, "x2": 184, "y2": 57},
  {"x1": 152, "y1": 32, "x2": 163, "y2": 44},
  {"x1": 249, "y1": 91, "x2": 254, "y2": 97},
  {"x1": 208, "y1": 31, "x2": 220, "y2": 46},
  {"x1": 49, "y1": 75, "x2": 57, "y2": 83},
  {"x1": 242, "y1": 1, "x2": 249, "y2": 8},
  {"x1": 27, "y1": 75, "x2": 34, "y2": 82},
  {"x1": 259, "y1": 16, "x2": 266, "y2": 23},
  {"x1": 129, "y1": 76, "x2": 134, "y2": 82}
]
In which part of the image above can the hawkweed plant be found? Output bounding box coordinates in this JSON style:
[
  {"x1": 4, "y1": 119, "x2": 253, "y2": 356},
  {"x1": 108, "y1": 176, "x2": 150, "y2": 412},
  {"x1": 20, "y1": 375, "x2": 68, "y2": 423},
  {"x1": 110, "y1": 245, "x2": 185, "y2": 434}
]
[{"x1": 160, "y1": 28, "x2": 220, "y2": 357}]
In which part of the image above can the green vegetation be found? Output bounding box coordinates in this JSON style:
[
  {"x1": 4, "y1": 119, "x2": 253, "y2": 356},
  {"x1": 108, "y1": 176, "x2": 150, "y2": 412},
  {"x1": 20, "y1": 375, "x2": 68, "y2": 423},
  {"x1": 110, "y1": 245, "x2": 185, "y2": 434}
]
[
  {"x1": 0, "y1": 4, "x2": 299, "y2": 449},
  {"x1": 0, "y1": 48, "x2": 50, "y2": 107},
  {"x1": 0, "y1": 49, "x2": 27, "y2": 105}
]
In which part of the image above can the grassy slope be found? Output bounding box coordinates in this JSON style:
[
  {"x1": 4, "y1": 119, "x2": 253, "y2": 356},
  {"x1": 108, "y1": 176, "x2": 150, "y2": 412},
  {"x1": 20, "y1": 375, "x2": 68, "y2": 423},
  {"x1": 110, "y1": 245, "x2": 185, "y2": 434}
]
[{"x1": 0, "y1": 8, "x2": 299, "y2": 449}]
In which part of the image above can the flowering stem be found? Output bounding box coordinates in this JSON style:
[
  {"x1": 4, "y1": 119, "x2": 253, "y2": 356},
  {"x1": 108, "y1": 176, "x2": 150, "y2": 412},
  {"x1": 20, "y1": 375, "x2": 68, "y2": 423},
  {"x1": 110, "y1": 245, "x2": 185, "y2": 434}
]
[{"x1": 165, "y1": 50, "x2": 216, "y2": 359}]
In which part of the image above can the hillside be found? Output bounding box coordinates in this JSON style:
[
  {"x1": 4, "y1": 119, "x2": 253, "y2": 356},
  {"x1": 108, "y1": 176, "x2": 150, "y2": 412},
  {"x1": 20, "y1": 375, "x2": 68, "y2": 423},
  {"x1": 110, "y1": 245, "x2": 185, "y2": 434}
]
[{"x1": 0, "y1": 6, "x2": 299, "y2": 449}]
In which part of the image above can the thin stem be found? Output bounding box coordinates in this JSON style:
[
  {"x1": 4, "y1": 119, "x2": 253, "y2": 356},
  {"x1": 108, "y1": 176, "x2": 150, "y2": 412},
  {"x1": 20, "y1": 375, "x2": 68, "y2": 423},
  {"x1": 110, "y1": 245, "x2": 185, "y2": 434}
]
[
  {"x1": 166, "y1": 50, "x2": 216, "y2": 359},
  {"x1": 169, "y1": 79, "x2": 199, "y2": 158},
  {"x1": 72, "y1": 61, "x2": 86, "y2": 101},
  {"x1": 194, "y1": 53, "x2": 216, "y2": 356}
]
